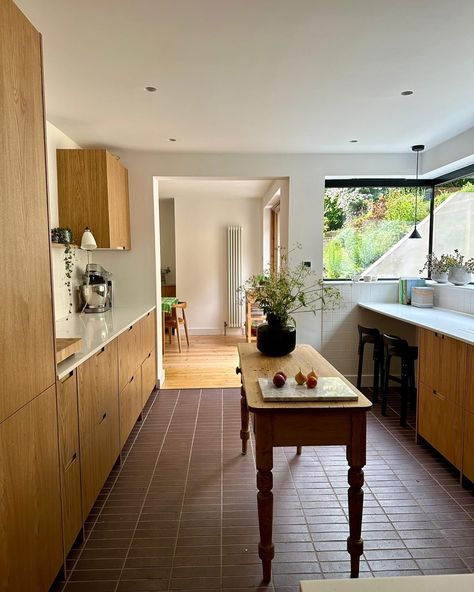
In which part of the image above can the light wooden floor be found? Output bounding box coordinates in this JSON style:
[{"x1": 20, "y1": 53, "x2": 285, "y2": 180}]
[{"x1": 162, "y1": 334, "x2": 245, "y2": 389}]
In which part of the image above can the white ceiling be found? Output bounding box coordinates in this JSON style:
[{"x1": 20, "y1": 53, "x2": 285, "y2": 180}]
[
  {"x1": 18, "y1": 0, "x2": 474, "y2": 154},
  {"x1": 158, "y1": 178, "x2": 273, "y2": 200}
]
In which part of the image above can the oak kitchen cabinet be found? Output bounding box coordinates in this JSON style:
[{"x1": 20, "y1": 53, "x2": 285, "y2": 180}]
[
  {"x1": 57, "y1": 369, "x2": 83, "y2": 555},
  {"x1": 78, "y1": 340, "x2": 120, "y2": 517},
  {"x1": 1, "y1": 0, "x2": 63, "y2": 590},
  {"x1": 418, "y1": 328, "x2": 473, "y2": 479},
  {"x1": 141, "y1": 310, "x2": 157, "y2": 406},
  {"x1": 57, "y1": 148, "x2": 131, "y2": 249}
]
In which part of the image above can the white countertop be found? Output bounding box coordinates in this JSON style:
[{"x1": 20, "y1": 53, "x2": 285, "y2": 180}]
[
  {"x1": 358, "y1": 302, "x2": 474, "y2": 345},
  {"x1": 56, "y1": 304, "x2": 156, "y2": 380},
  {"x1": 300, "y1": 574, "x2": 474, "y2": 592}
]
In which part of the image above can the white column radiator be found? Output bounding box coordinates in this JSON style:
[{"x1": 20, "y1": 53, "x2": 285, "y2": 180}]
[{"x1": 227, "y1": 226, "x2": 243, "y2": 328}]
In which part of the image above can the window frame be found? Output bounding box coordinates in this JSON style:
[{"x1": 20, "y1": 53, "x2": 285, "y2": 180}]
[{"x1": 324, "y1": 165, "x2": 474, "y2": 282}]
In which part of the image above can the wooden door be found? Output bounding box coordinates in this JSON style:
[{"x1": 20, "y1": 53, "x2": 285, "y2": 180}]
[
  {"x1": 0, "y1": 386, "x2": 63, "y2": 592},
  {"x1": 0, "y1": 0, "x2": 55, "y2": 423},
  {"x1": 78, "y1": 340, "x2": 119, "y2": 517},
  {"x1": 418, "y1": 329, "x2": 466, "y2": 406},
  {"x1": 142, "y1": 350, "x2": 157, "y2": 406},
  {"x1": 118, "y1": 322, "x2": 141, "y2": 391},
  {"x1": 57, "y1": 370, "x2": 83, "y2": 553},
  {"x1": 119, "y1": 371, "x2": 142, "y2": 449},
  {"x1": 418, "y1": 382, "x2": 463, "y2": 469},
  {"x1": 107, "y1": 151, "x2": 131, "y2": 250},
  {"x1": 57, "y1": 149, "x2": 111, "y2": 247}
]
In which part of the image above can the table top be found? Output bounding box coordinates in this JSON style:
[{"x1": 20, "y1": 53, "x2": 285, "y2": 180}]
[
  {"x1": 237, "y1": 343, "x2": 372, "y2": 412},
  {"x1": 161, "y1": 296, "x2": 179, "y2": 312},
  {"x1": 300, "y1": 573, "x2": 474, "y2": 592},
  {"x1": 358, "y1": 302, "x2": 474, "y2": 345}
]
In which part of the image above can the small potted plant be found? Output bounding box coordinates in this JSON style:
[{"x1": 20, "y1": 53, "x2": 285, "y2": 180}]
[
  {"x1": 51, "y1": 227, "x2": 76, "y2": 313},
  {"x1": 419, "y1": 253, "x2": 451, "y2": 283},
  {"x1": 445, "y1": 249, "x2": 474, "y2": 286},
  {"x1": 240, "y1": 245, "x2": 342, "y2": 356}
]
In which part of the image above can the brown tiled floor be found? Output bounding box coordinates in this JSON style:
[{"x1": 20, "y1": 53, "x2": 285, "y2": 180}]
[{"x1": 51, "y1": 388, "x2": 474, "y2": 592}]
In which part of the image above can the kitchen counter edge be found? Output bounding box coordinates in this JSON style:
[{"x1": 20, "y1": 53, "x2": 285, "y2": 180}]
[{"x1": 56, "y1": 304, "x2": 156, "y2": 380}]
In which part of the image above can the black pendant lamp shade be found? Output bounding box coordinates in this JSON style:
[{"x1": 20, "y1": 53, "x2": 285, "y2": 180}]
[{"x1": 409, "y1": 144, "x2": 425, "y2": 239}]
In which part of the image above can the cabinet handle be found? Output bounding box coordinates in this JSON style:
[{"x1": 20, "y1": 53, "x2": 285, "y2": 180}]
[
  {"x1": 128, "y1": 325, "x2": 133, "y2": 332},
  {"x1": 60, "y1": 370, "x2": 74, "y2": 383},
  {"x1": 130, "y1": 375, "x2": 135, "y2": 383},
  {"x1": 99, "y1": 412, "x2": 107, "y2": 424},
  {"x1": 433, "y1": 389, "x2": 437, "y2": 395},
  {"x1": 147, "y1": 352, "x2": 151, "y2": 359},
  {"x1": 97, "y1": 346, "x2": 106, "y2": 356},
  {"x1": 64, "y1": 451, "x2": 78, "y2": 471},
  {"x1": 236, "y1": 366, "x2": 241, "y2": 375}
]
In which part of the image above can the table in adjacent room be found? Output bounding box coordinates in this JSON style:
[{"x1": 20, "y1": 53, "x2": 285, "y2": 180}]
[
  {"x1": 161, "y1": 296, "x2": 179, "y2": 350},
  {"x1": 237, "y1": 343, "x2": 372, "y2": 583}
]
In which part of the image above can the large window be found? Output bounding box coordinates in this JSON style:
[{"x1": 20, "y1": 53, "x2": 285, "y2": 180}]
[
  {"x1": 432, "y1": 177, "x2": 474, "y2": 261},
  {"x1": 323, "y1": 184, "x2": 433, "y2": 279}
]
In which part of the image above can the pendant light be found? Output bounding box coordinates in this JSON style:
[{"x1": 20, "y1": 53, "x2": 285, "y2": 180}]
[{"x1": 409, "y1": 144, "x2": 425, "y2": 239}]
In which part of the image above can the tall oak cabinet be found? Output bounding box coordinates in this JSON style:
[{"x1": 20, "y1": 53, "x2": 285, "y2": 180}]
[{"x1": 0, "y1": 0, "x2": 63, "y2": 590}]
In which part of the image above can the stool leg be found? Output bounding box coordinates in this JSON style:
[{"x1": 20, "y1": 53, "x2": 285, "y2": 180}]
[
  {"x1": 400, "y1": 361, "x2": 409, "y2": 427},
  {"x1": 356, "y1": 343, "x2": 364, "y2": 390},
  {"x1": 372, "y1": 357, "x2": 379, "y2": 404},
  {"x1": 381, "y1": 356, "x2": 390, "y2": 416},
  {"x1": 174, "y1": 308, "x2": 182, "y2": 353},
  {"x1": 182, "y1": 309, "x2": 190, "y2": 346}
]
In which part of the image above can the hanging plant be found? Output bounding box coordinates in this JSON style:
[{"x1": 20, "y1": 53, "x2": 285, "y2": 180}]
[{"x1": 51, "y1": 227, "x2": 76, "y2": 314}]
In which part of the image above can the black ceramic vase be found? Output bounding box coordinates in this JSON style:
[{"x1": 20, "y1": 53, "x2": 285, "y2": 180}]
[{"x1": 256, "y1": 314, "x2": 296, "y2": 357}]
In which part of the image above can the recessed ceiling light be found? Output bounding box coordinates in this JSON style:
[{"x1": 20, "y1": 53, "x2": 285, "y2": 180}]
[
  {"x1": 401, "y1": 90, "x2": 414, "y2": 96},
  {"x1": 144, "y1": 86, "x2": 157, "y2": 92},
  {"x1": 168, "y1": 138, "x2": 177, "y2": 142},
  {"x1": 349, "y1": 139, "x2": 359, "y2": 143}
]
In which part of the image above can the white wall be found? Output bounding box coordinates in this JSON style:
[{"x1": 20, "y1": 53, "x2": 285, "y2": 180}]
[
  {"x1": 173, "y1": 195, "x2": 262, "y2": 334},
  {"x1": 159, "y1": 199, "x2": 176, "y2": 286},
  {"x1": 46, "y1": 122, "x2": 88, "y2": 320}
]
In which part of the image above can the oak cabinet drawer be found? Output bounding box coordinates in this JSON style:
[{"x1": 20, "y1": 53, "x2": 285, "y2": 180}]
[
  {"x1": 119, "y1": 372, "x2": 142, "y2": 449},
  {"x1": 418, "y1": 329, "x2": 467, "y2": 406},
  {"x1": 141, "y1": 350, "x2": 157, "y2": 407},
  {"x1": 463, "y1": 412, "x2": 474, "y2": 482},
  {"x1": 418, "y1": 381, "x2": 463, "y2": 469},
  {"x1": 138, "y1": 310, "x2": 156, "y2": 364}
]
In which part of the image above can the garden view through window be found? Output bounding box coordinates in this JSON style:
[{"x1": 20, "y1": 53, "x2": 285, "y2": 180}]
[{"x1": 323, "y1": 180, "x2": 474, "y2": 280}]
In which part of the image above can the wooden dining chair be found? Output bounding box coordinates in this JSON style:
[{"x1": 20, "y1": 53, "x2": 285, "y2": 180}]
[{"x1": 164, "y1": 301, "x2": 190, "y2": 353}]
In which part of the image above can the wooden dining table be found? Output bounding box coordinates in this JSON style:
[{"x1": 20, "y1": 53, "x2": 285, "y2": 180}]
[{"x1": 237, "y1": 343, "x2": 372, "y2": 583}]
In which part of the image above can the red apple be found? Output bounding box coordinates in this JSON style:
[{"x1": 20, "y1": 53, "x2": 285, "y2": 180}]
[
  {"x1": 306, "y1": 375, "x2": 318, "y2": 389},
  {"x1": 278, "y1": 371, "x2": 287, "y2": 380}
]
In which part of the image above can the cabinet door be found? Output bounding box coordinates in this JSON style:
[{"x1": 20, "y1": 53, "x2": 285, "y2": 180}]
[
  {"x1": 0, "y1": 386, "x2": 63, "y2": 592},
  {"x1": 78, "y1": 340, "x2": 119, "y2": 517},
  {"x1": 57, "y1": 370, "x2": 83, "y2": 553},
  {"x1": 418, "y1": 382, "x2": 463, "y2": 469},
  {"x1": 0, "y1": 0, "x2": 55, "y2": 423},
  {"x1": 119, "y1": 371, "x2": 142, "y2": 449},
  {"x1": 107, "y1": 151, "x2": 131, "y2": 250},
  {"x1": 139, "y1": 309, "x2": 157, "y2": 363},
  {"x1": 465, "y1": 345, "x2": 474, "y2": 414},
  {"x1": 57, "y1": 149, "x2": 111, "y2": 247},
  {"x1": 463, "y1": 412, "x2": 474, "y2": 482},
  {"x1": 118, "y1": 322, "x2": 141, "y2": 391},
  {"x1": 142, "y1": 350, "x2": 157, "y2": 407},
  {"x1": 418, "y1": 329, "x2": 467, "y2": 406}
]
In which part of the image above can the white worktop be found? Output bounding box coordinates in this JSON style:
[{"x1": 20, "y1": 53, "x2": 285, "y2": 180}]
[
  {"x1": 300, "y1": 574, "x2": 474, "y2": 592},
  {"x1": 358, "y1": 302, "x2": 474, "y2": 345},
  {"x1": 56, "y1": 304, "x2": 156, "y2": 380}
]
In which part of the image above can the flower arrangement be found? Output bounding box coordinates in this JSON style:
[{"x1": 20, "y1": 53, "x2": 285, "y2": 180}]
[
  {"x1": 240, "y1": 245, "x2": 342, "y2": 327},
  {"x1": 51, "y1": 227, "x2": 76, "y2": 313},
  {"x1": 419, "y1": 253, "x2": 452, "y2": 275},
  {"x1": 443, "y1": 249, "x2": 474, "y2": 273}
]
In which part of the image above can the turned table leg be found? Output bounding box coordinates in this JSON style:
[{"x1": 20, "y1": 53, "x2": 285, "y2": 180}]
[
  {"x1": 346, "y1": 414, "x2": 367, "y2": 578},
  {"x1": 255, "y1": 414, "x2": 274, "y2": 583},
  {"x1": 240, "y1": 385, "x2": 250, "y2": 455}
]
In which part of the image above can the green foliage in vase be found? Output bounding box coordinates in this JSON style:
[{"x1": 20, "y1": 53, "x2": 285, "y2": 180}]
[{"x1": 240, "y1": 245, "x2": 342, "y2": 327}]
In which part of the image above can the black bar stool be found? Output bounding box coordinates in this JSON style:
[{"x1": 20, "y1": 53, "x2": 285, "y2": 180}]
[
  {"x1": 356, "y1": 325, "x2": 384, "y2": 403},
  {"x1": 382, "y1": 334, "x2": 418, "y2": 427}
]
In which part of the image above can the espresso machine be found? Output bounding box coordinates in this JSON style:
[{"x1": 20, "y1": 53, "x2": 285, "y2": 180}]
[{"x1": 80, "y1": 263, "x2": 113, "y2": 313}]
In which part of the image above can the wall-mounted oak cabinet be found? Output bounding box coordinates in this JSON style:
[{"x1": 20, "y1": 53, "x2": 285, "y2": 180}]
[{"x1": 57, "y1": 148, "x2": 131, "y2": 250}]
